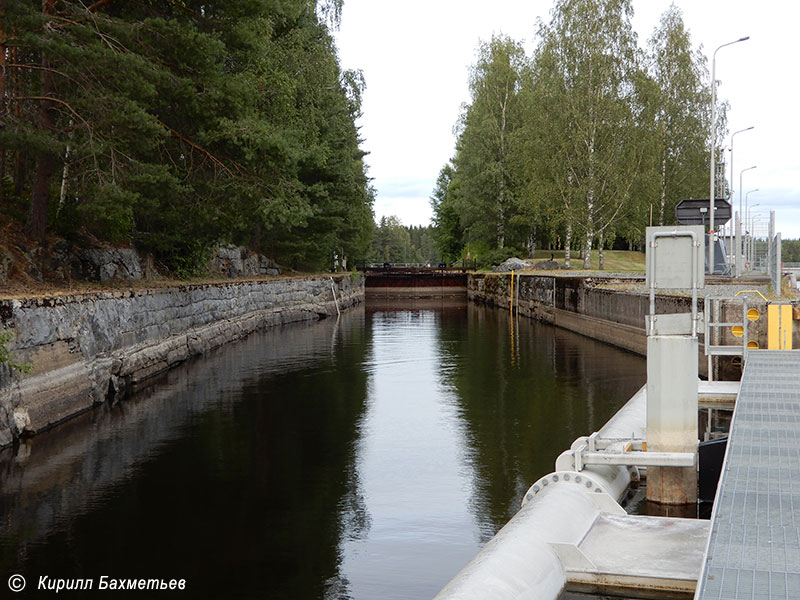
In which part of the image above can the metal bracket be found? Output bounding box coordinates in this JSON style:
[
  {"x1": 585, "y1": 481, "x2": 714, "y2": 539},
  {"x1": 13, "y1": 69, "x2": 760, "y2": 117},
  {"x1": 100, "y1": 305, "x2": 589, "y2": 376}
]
[
  {"x1": 569, "y1": 435, "x2": 695, "y2": 471},
  {"x1": 575, "y1": 449, "x2": 695, "y2": 469}
]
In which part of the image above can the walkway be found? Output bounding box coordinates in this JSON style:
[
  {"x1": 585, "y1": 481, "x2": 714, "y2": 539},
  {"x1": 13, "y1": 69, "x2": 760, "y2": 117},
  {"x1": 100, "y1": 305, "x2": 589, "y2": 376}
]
[{"x1": 696, "y1": 350, "x2": 800, "y2": 600}]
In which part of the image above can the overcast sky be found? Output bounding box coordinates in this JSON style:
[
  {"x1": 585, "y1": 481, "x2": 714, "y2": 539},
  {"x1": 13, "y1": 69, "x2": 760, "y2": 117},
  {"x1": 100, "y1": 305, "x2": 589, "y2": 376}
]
[{"x1": 334, "y1": 0, "x2": 800, "y2": 239}]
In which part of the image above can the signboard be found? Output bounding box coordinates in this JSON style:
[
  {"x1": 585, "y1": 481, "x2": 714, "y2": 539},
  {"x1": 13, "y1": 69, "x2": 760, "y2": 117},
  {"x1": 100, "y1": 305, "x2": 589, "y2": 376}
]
[{"x1": 675, "y1": 198, "x2": 732, "y2": 226}]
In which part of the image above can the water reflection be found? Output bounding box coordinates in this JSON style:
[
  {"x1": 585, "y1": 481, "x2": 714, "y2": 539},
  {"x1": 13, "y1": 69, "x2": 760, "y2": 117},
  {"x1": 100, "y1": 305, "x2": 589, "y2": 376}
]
[
  {"x1": 438, "y1": 305, "x2": 647, "y2": 537},
  {"x1": 0, "y1": 311, "x2": 370, "y2": 600},
  {"x1": 336, "y1": 300, "x2": 646, "y2": 598},
  {"x1": 338, "y1": 302, "x2": 480, "y2": 600},
  {"x1": 0, "y1": 301, "x2": 646, "y2": 599}
]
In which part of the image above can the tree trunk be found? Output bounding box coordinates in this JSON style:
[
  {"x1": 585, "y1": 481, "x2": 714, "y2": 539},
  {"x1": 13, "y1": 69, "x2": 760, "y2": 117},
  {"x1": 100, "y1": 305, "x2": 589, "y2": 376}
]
[
  {"x1": 582, "y1": 229, "x2": 592, "y2": 270},
  {"x1": 57, "y1": 144, "x2": 71, "y2": 213},
  {"x1": 598, "y1": 230, "x2": 604, "y2": 270},
  {"x1": 659, "y1": 152, "x2": 667, "y2": 225},
  {"x1": 26, "y1": 0, "x2": 57, "y2": 242},
  {"x1": 496, "y1": 202, "x2": 505, "y2": 249},
  {"x1": 28, "y1": 152, "x2": 55, "y2": 241},
  {"x1": 583, "y1": 132, "x2": 596, "y2": 270},
  {"x1": 564, "y1": 221, "x2": 572, "y2": 269},
  {"x1": 527, "y1": 227, "x2": 536, "y2": 258}
]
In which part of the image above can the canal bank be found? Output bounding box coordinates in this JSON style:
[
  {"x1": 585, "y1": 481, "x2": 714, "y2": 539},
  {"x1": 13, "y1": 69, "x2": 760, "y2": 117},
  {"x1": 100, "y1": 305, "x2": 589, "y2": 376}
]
[
  {"x1": 0, "y1": 300, "x2": 646, "y2": 599},
  {"x1": 467, "y1": 272, "x2": 791, "y2": 375},
  {"x1": 0, "y1": 274, "x2": 362, "y2": 447},
  {"x1": 2, "y1": 268, "x2": 788, "y2": 448},
  {"x1": 469, "y1": 273, "x2": 660, "y2": 355}
]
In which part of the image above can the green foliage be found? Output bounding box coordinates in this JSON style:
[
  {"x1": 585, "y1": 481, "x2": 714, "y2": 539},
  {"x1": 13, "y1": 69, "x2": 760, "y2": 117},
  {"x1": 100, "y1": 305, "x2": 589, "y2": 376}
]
[
  {"x1": 430, "y1": 164, "x2": 463, "y2": 262},
  {"x1": 452, "y1": 35, "x2": 528, "y2": 250},
  {"x1": 2, "y1": 0, "x2": 373, "y2": 274},
  {"x1": 431, "y1": 1, "x2": 716, "y2": 271},
  {"x1": 0, "y1": 330, "x2": 33, "y2": 374},
  {"x1": 368, "y1": 216, "x2": 439, "y2": 264},
  {"x1": 644, "y1": 5, "x2": 711, "y2": 227},
  {"x1": 783, "y1": 240, "x2": 800, "y2": 263}
]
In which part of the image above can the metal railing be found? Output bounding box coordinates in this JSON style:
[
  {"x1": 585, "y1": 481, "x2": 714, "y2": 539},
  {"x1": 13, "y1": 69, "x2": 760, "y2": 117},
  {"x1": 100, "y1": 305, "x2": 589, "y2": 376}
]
[
  {"x1": 704, "y1": 296, "x2": 749, "y2": 359},
  {"x1": 358, "y1": 261, "x2": 477, "y2": 272}
]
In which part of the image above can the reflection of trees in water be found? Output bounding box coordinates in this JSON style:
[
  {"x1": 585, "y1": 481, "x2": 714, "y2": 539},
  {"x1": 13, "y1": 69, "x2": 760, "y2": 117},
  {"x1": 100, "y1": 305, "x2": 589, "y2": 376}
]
[
  {"x1": 0, "y1": 310, "x2": 372, "y2": 600},
  {"x1": 436, "y1": 304, "x2": 646, "y2": 538}
]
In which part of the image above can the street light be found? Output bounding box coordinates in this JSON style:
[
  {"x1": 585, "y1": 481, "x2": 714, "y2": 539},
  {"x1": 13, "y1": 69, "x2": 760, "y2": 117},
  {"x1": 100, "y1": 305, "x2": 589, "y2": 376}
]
[
  {"x1": 745, "y1": 188, "x2": 760, "y2": 211},
  {"x1": 709, "y1": 36, "x2": 750, "y2": 271},
  {"x1": 741, "y1": 167, "x2": 757, "y2": 213},
  {"x1": 747, "y1": 201, "x2": 761, "y2": 268},
  {"x1": 746, "y1": 191, "x2": 760, "y2": 259},
  {"x1": 730, "y1": 127, "x2": 754, "y2": 268},
  {"x1": 736, "y1": 165, "x2": 757, "y2": 275},
  {"x1": 731, "y1": 127, "x2": 755, "y2": 216}
]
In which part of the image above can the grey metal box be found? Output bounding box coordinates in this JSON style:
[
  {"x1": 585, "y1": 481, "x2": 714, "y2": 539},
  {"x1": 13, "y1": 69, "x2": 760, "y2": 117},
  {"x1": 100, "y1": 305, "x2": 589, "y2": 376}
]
[{"x1": 646, "y1": 226, "x2": 705, "y2": 290}]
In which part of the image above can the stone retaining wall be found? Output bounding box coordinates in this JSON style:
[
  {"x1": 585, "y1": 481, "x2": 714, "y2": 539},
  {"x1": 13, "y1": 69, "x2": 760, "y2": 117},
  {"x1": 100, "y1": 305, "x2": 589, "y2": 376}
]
[
  {"x1": 0, "y1": 275, "x2": 363, "y2": 447},
  {"x1": 469, "y1": 274, "x2": 659, "y2": 354},
  {"x1": 469, "y1": 274, "x2": 741, "y2": 373},
  {"x1": 469, "y1": 273, "x2": 796, "y2": 379}
]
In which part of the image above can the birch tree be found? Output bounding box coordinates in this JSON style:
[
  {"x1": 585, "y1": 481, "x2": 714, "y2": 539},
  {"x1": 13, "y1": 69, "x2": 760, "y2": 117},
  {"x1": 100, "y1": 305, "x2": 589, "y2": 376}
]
[
  {"x1": 647, "y1": 5, "x2": 710, "y2": 226},
  {"x1": 531, "y1": 0, "x2": 642, "y2": 268},
  {"x1": 453, "y1": 35, "x2": 527, "y2": 250}
]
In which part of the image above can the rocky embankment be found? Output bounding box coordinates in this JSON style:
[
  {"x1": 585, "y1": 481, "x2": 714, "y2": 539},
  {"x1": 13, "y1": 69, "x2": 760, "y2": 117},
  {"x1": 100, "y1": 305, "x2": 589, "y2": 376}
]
[{"x1": 0, "y1": 275, "x2": 362, "y2": 447}]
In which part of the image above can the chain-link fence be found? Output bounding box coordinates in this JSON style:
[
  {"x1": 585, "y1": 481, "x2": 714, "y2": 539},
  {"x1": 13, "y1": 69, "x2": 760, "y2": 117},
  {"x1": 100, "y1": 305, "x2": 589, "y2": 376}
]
[{"x1": 746, "y1": 218, "x2": 770, "y2": 273}]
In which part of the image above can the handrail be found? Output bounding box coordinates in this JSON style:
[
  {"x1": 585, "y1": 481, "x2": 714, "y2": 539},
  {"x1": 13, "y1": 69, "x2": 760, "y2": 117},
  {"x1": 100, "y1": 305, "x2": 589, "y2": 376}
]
[
  {"x1": 703, "y1": 296, "x2": 748, "y2": 379},
  {"x1": 734, "y1": 289, "x2": 768, "y2": 302}
]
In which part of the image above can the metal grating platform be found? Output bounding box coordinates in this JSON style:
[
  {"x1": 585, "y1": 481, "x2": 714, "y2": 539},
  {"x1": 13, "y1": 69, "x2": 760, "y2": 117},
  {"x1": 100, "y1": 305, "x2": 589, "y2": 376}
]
[{"x1": 696, "y1": 350, "x2": 800, "y2": 600}]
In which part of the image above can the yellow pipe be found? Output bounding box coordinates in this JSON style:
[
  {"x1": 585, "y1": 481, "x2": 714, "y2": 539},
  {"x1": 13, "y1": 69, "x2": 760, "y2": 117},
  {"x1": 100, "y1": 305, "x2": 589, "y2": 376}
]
[{"x1": 734, "y1": 289, "x2": 768, "y2": 302}]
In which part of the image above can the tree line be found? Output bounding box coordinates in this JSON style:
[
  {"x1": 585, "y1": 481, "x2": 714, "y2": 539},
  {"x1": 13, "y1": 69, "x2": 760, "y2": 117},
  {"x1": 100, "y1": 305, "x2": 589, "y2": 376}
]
[
  {"x1": 367, "y1": 216, "x2": 438, "y2": 265},
  {"x1": 432, "y1": 0, "x2": 723, "y2": 269},
  {"x1": 1, "y1": 0, "x2": 373, "y2": 274},
  {"x1": 782, "y1": 240, "x2": 800, "y2": 264}
]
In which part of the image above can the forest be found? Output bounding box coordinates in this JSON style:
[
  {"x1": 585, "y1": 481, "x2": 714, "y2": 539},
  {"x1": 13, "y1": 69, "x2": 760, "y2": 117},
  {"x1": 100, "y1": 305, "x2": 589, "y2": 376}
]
[
  {"x1": 4, "y1": 1, "x2": 790, "y2": 277},
  {"x1": 1, "y1": 0, "x2": 373, "y2": 274},
  {"x1": 367, "y1": 217, "x2": 437, "y2": 265},
  {"x1": 431, "y1": 0, "x2": 719, "y2": 269}
]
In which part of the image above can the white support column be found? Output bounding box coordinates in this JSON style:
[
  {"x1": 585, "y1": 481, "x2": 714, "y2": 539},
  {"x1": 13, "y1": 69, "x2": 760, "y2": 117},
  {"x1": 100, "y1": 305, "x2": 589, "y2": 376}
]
[
  {"x1": 735, "y1": 212, "x2": 742, "y2": 277},
  {"x1": 768, "y1": 212, "x2": 775, "y2": 281},
  {"x1": 646, "y1": 336, "x2": 699, "y2": 504},
  {"x1": 776, "y1": 231, "x2": 782, "y2": 298}
]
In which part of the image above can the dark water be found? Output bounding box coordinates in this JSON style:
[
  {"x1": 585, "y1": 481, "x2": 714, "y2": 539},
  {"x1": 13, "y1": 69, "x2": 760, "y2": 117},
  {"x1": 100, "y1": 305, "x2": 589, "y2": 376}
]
[{"x1": 0, "y1": 301, "x2": 645, "y2": 598}]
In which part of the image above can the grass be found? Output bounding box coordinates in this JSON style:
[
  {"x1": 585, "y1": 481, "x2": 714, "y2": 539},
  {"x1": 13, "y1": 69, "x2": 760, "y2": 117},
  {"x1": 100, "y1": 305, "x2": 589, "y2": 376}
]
[{"x1": 531, "y1": 249, "x2": 646, "y2": 273}]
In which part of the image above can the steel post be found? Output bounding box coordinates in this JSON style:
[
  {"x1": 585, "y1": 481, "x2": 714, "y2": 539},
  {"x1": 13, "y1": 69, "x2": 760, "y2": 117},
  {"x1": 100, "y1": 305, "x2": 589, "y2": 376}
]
[
  {"x1": 646, "y1": 335, "x2": 699, "y2": 504},
  {"x1": 735, "y1": 212, "x2": 742, "y2": 276}
]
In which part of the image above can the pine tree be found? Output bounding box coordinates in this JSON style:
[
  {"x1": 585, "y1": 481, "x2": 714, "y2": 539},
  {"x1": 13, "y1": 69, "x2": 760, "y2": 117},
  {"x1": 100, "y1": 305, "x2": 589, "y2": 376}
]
[{"x1": 1, "y1": 0, "x2": 373, "y2": 274}]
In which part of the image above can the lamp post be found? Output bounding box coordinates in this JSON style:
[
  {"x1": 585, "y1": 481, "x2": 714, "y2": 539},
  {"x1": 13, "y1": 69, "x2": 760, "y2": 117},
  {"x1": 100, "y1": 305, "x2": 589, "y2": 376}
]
[
  {"x1": 745, "y1": 188, "x2": 760, "y2": 215},
  {"x1": 710, "y1": 36, "x2": 750, "y2": 271},
  {"x1": 731, "y1": 128, "x2": 755, "y2": 216},
  {"x1": 747, "y1": 201, "x2": 761, "y2": 269},
  {"x1": 741, "y1": 168, "x2": 757, "y2": 215},
  {"x1": 738, "y1": 166, "x2": 757, "y2": 273},
  {"x1": 729, "y1": 126, "x2": 754, "y2": 271}
]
